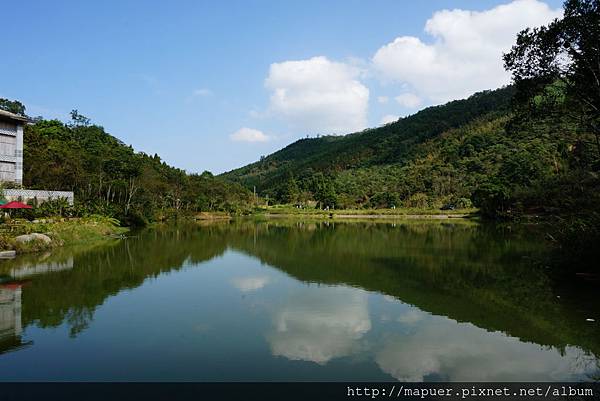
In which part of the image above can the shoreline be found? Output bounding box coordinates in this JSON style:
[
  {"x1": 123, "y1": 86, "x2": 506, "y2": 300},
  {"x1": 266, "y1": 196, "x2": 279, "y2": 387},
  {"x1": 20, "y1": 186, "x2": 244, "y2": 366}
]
[
  {"x1": 1, "y1": 210, "x2": 475, "y2": 258},
  {"x1": 261, "y1": 212, "x2": 474, "y2": 219}
]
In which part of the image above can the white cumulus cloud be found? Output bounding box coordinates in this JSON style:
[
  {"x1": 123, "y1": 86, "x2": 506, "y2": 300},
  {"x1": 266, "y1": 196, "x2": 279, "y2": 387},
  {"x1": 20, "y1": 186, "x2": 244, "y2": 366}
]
[
  {"x1": 372, "y1": 0, "x2": 562, "y2": 103},
  {"x1": 230, "y1": 127, "x2": 270, "y2": 143},
  {"x1": 265, "y1": 56, "x2": 369, "y2": 135},
  {"x1": 377, "y1": 314, "x2": 596, "y2": 381},
  {"x1": 379, "y1": 114, "x2": 399, "y2": 125},
  {"x1": 231, "y1": 276, "x2": 270, "y2": 292},
  {"x1": 268, "y1": 287, "x2": 371, "y2": 364},
  {"x1": 395, "y1": 93, "x2": 422, "y2": 108},
  {"x1": 377, "y1": 96, "x2": 389, "y2": 104}
]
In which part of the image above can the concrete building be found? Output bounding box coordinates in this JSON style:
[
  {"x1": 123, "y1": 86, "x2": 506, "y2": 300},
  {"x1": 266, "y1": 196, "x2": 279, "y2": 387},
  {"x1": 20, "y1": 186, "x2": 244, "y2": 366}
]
[
  {"x1": 0, "y1": 284, "x2": 26, "y2": 355},
  {"x1": 8, "y1": 256, "x2": 74, "y2": 279},
  {"x1": 0, "y1": 109, "x2": 74, "y2": 204},
  {"x1": 0, "y1": 109, "x2": 25, "y2": 185},
  {"x1": 0, "y1": 285, "x2": 22, "y2": 339}
]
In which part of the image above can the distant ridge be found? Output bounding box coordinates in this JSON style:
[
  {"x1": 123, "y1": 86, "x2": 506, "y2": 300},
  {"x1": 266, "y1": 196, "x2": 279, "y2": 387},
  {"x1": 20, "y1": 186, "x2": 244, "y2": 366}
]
[{"x1": 221, "y1": 86, "x2": 516, "y2": 207}]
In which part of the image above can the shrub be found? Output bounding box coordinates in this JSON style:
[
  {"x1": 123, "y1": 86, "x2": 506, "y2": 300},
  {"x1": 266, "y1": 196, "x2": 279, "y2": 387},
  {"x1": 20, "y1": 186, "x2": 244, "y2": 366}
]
[{"x1": 404, "y1": 193, "x2": 429, "y2": 208}]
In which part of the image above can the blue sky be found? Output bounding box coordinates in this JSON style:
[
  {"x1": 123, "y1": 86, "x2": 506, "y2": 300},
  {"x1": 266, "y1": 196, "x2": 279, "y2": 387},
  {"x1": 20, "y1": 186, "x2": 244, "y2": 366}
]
[{"x1": 1, "y1": 0, "x2": 562, "y2": 173}]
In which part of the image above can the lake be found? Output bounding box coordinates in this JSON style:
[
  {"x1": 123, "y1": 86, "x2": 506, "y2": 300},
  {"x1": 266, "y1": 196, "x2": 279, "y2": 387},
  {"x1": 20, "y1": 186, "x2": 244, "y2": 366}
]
[{"x1": 0, "y1": 219, "x2": 598, "y2": 381}]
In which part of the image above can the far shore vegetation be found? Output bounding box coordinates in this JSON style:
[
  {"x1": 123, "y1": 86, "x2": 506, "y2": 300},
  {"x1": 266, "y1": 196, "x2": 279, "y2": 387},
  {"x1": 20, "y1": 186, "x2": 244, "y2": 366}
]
[{"x1": 247, "y1": 204, "x2": 477, "y2": 218}]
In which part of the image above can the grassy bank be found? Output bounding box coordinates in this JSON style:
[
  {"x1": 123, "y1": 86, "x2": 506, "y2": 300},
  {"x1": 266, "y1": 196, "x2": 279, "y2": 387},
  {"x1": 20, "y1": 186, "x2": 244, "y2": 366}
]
[
  {"x1": 194, "y1": 211, "x2": 232, "y2": 220},
  {"x1": 0, "y1": 215, "x2": 127, "y2": 254}
]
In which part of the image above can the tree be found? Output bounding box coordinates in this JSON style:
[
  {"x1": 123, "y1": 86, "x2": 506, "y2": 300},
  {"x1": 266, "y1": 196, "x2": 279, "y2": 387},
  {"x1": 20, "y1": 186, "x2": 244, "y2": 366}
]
[
  {"x1": 0, "y1": 98, "x2": 26, "y2": 116},
  {"x1": 313, "y1": 178, "x2": 338, "y2": 209},
  {"x1": 471, "y1": 182, "x2": 510, "y2": 218},
  {"x1": 279, "y1": 175, "x2": 299, "y2": 204},
  {"x1": 503, "y1": 0, "x2": 600, "y2": 154},
  {"x1": 370, "y1": 192, "x2": 398, "y2": 208},
  {"x1": 69, "y1": 109, "x2": 91, "y2": 127}
]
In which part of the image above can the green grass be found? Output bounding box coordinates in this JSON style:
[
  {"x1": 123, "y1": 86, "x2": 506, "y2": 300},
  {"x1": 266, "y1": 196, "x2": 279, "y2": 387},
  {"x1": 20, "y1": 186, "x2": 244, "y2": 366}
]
[{"x1": 0, "y1": 215, "x2": 127, "y2": 254}]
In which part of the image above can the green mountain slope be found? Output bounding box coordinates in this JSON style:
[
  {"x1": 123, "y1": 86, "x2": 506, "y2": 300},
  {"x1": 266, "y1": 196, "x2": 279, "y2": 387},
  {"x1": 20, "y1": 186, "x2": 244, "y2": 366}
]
[
  {"x1": 224, "y1": 87, "x2": 514, "y2": 184},
  {"x1": 222, "y1": 87, "x2": 523, "y2": 207},
  {"x1": 221, "y1": 82, "x2": 598, "y2": 222}
]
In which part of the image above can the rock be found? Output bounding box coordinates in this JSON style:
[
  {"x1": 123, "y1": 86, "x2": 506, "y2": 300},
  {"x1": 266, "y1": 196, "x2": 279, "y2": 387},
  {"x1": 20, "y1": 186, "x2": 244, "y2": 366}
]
[
  {"x1": 15, "y1": 233, "x2": 52, "y2": 244},
  {"x1": 14, "y1": 234, "x2": 31, "y2": 243},
  {"x1": 0, "y1": 250, "x2": 16, "y2": 259}
]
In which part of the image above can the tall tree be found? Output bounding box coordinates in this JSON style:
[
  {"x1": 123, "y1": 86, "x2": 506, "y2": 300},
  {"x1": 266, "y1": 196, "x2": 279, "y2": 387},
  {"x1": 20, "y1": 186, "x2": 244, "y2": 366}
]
[
  {"x1": 280, "y1": 175, "x2": 299, "y2": 204},
  {"x1": 503, "y1": 0, "x2": 600, "y2": 154}
]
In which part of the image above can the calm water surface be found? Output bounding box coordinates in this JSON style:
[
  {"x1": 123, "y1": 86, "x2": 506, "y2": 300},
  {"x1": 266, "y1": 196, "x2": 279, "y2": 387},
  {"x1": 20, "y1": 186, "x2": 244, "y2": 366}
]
[{"x1": 0, "y1": 220, "x2": 598, "y2": 381}]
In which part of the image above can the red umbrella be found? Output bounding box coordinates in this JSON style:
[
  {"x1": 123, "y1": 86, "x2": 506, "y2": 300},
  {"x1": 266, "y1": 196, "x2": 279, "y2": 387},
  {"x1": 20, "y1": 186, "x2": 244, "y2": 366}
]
[{"x1": 0, "y1": 201, "x2": 33, "y2": 209}]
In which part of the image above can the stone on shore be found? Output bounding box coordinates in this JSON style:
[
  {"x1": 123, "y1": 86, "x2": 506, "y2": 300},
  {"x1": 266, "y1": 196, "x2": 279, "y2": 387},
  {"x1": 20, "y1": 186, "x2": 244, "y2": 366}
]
[
  {"x1": 15, "y1": 233, "x2": 52, "y2": 244},
  {"x1": 0, "y1": 250, "x2": 16, "y2": 258}
]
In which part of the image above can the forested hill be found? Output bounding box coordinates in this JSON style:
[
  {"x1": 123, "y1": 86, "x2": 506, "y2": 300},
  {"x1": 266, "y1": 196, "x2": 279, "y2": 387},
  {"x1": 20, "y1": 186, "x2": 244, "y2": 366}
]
[
  {"x1": 20, "y1": 113, "x2": 252, "y2": 224},
  {"x1": 221, "y1": 86, "x2": 517, "y2": 206}
]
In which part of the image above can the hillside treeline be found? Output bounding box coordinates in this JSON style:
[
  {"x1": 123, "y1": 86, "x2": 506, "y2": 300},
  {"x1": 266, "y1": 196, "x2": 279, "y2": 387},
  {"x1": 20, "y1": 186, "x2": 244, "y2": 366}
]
[{"x1": 20, "y1": 114, "x2": 252, "y2": 224}]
